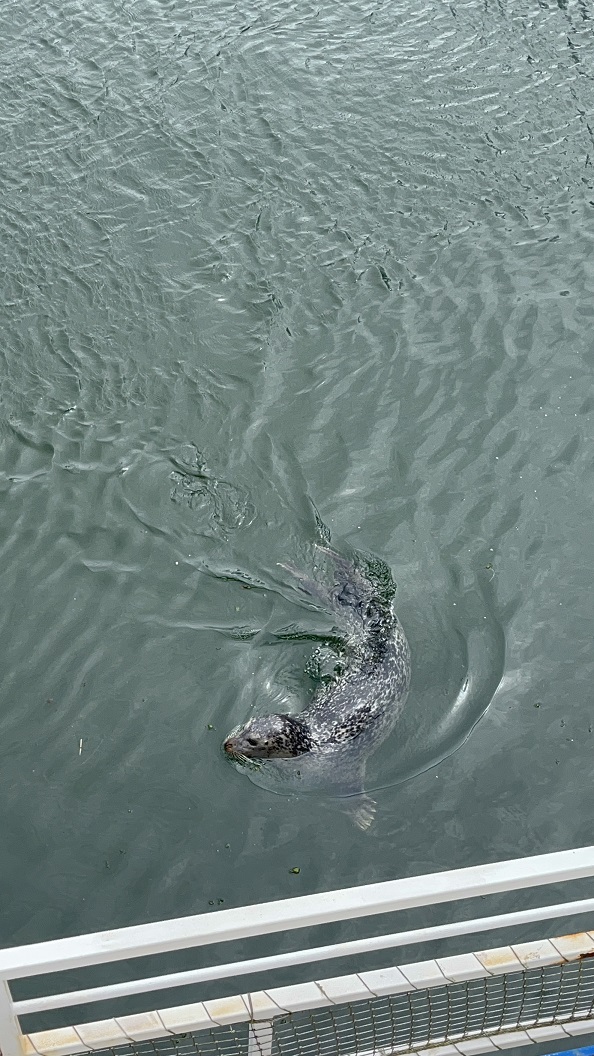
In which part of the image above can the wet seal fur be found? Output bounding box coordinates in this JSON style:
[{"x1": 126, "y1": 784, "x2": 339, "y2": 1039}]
[{"x1": 223, "y1": 544, "x2": 411, "y2": 828}]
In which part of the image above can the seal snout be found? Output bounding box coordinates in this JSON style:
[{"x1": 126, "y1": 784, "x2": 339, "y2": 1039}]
[{"x1": 223, "y1": 736, "x2": 238, "y2": 755}]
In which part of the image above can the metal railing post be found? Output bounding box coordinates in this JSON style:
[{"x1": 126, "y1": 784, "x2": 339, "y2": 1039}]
[
  {"x1": 248, "y1": 1020, "x2": 274, "y2": 1056},
  {"x1": 0, "y1": 979, "x2": 22, "y2": 1056}
]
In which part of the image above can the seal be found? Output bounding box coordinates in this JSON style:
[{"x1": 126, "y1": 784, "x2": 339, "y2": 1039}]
[{"x1": 223, "y1": 543, "x2": 411, "y2": 826}]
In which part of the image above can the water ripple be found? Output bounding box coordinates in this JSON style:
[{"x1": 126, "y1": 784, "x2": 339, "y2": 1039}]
[{"x1": 1, "y1": 0, "x2": 594, "y2": 940}]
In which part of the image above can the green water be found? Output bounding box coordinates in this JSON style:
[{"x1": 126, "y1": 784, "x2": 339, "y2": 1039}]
[{"x1": 1, "y1": 0, "x2": 594, "y2": 957}]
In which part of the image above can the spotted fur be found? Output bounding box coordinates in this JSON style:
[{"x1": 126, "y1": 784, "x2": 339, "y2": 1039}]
[{"x1": 223, "y1": 547, "x2": 411, "y2": 765}]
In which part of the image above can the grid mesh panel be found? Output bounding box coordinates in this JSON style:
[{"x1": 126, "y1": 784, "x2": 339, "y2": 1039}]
[
  {"x1": 93, "y1": 958, "x2": 594, "y2": 1056},
  {"x1": 91, "y1": 1026, "x2": 251, "y2": 1056}
]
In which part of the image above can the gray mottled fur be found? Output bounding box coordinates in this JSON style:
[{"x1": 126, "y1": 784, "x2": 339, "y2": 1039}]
[{"x1": 224, "y1": 546, "x2": 411, "y2": 817}]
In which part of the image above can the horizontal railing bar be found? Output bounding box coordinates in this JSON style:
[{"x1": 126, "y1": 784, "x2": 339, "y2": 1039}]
[
  {"x1": 13, "y1": 895, "x2": 594, "y2": 1015},
  {"x1": 2, "y1": 846, "x2": 594, "y2": 980}
]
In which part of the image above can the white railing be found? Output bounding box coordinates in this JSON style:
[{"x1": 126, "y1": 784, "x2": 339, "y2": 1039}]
[{"x1": 1, "y1": 846, "x2": 594, "y2": 1056}]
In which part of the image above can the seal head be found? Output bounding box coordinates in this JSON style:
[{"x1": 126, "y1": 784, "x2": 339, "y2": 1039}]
[{"x1": 224, "y1": 713, "x2": 314, "y2": 759}]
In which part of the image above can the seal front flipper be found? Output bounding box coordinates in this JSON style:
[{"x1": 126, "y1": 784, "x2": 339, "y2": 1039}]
[
  {"x1": 319, "y1": 756, "x2": 377, "y2": 830},
  {"x1": 323, "y1": 793, "x2": 377, "y2": 830},
  {"x1": 333, "y1": 785, "x2": 378, "y2": 831},
  {"x1": 348, "y1": 794, "x2": 377, "y2": 831}
]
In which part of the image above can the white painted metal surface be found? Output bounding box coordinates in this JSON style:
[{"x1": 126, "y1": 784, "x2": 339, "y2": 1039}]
[
  {"x1": 1, "y1": 846, "x2": 594, "y2": 1056},
  {"x1": 2, "y1": 845, "x2": 594, "y2": 981},
  {"x1": 17, "y1": 930, "x2": 594, "y2": 1056},
  {"x1": 12, "y1": 894, "x2": 594, "y2": 1017},
  {"x1": 26, "y1": 1018, "x2": 594, "y2": 1056},
  {"x1": 0, "y1": 978, "x2": 22, "y2": 1056}
]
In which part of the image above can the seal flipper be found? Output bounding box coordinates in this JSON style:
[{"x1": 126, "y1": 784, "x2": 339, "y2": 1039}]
[
  {"x1": 328, "y1": 755, "x2": 377, "y2": 830},
  {"x1": 333, "y1": 756, "x2": 378, "y2": 830},
  {"x1": 279, "y1": 548, "x2": 378, "y2": 633},
  {"x1": 277, "y1": 561, "x2": 332, "y2": 609},
  {"x1": 348, "y1": 794, "x2": 377, "y2": 831}
]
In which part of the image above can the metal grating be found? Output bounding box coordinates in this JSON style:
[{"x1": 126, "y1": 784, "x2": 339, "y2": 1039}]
[
  {"x1": 86, "y1": 1028, "x2": 251, "y2": 1056},
  {"x1": 86, "y1": 959, "x2": 594, "y2": 1056}
]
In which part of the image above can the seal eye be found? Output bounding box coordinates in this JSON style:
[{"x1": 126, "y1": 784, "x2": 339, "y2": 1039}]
[{"x1": 247, "y1": 736, "x2": 259, "y2": 746}]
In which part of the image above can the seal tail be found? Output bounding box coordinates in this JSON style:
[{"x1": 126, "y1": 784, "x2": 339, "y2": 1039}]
[
  {"x1": 277, "y1": 560, "x2": 330, "y2": 607},
  {"x1": 279, "y1": 545, "x2": 380, "y2": 625}
]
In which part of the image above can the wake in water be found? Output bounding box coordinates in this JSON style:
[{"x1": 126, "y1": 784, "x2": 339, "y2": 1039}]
[{"x1": 118, "y1": 437, "x2": 504, "y2": 823}]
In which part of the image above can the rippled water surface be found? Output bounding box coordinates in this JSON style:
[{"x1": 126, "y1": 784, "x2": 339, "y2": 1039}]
[{"x1": 2, "y1": 0, "x2": 594, "y2": 950}]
